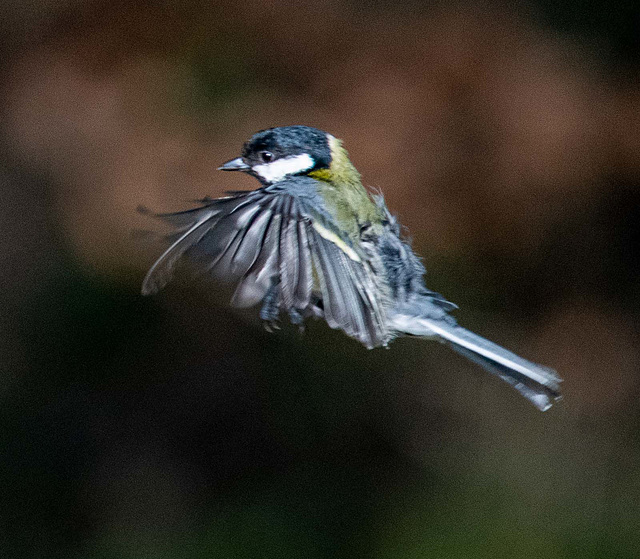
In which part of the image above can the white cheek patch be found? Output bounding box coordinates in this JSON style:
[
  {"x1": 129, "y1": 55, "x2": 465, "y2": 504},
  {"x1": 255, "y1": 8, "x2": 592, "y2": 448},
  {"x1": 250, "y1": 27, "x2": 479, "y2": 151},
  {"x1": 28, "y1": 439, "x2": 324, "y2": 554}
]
[{"x1": 253, "y1": 153, "x2": 314, "y2": 183}]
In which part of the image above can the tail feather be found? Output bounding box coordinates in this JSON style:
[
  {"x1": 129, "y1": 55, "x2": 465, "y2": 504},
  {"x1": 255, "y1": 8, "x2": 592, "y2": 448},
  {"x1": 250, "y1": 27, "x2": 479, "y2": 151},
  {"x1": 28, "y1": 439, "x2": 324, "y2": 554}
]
[
  {"x1": 391, "y1": 315, "x2": 562, "y2": 411},
  {"x1": 448, "y1": 343, "x2": 560, "y2": 411}
]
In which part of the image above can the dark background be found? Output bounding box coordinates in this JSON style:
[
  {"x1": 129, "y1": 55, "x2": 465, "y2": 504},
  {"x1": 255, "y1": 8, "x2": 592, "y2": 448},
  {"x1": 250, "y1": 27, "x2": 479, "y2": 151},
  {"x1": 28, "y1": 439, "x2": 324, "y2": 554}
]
[{"x1": 1, "y1": 1, "x2": 640, "y2": 557}]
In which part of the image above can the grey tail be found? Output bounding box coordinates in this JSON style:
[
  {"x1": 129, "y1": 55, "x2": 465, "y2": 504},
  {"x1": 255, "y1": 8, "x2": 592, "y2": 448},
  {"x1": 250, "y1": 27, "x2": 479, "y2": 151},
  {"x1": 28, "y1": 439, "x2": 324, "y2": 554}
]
[{"x1": 392, "y1": 315, "x2": 562, "y2": 411}]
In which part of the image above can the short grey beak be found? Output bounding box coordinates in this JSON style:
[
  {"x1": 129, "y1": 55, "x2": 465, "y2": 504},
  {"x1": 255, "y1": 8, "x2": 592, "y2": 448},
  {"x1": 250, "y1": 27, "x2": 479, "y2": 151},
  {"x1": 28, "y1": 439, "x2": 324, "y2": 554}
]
[{"x1": 218, "y1": 157, "x2": 250, "y2": 171}]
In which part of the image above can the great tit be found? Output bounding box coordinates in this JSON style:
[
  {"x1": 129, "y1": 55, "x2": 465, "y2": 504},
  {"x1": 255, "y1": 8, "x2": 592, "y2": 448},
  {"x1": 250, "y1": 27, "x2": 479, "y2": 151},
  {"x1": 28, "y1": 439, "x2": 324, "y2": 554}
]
[{"x1": 140, "y1": 125, "x2": 562, "y2": 410}]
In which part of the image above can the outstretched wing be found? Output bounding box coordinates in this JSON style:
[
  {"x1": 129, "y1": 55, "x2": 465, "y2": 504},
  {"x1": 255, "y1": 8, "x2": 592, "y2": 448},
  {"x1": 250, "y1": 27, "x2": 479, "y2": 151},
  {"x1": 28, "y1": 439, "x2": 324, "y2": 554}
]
[{"x1": 140, "y1": 189, "x2": 389, "y2": 348}]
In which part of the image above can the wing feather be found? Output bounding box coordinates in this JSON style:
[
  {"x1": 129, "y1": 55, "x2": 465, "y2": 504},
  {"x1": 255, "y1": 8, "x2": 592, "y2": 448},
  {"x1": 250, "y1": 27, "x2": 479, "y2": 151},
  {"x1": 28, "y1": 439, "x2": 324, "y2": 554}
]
[
  {"x1": 278, "y1": 197, "x2": 300, "y2": 308},
  {"x1": 294, "y1": 219, "x2": 313, "y2": 309},
  {"x1": 308, "y1": 227, "x2": 384, "y2": 347},
  {"x1": 141, "y1": 189, "x2": 389, "y2": 347},
  {"x1": 141, "y1": 210, "x2": 218, "y2": 295},
  {"x1": 310, "y1": 230, "x2": 349, "y2": 328}
]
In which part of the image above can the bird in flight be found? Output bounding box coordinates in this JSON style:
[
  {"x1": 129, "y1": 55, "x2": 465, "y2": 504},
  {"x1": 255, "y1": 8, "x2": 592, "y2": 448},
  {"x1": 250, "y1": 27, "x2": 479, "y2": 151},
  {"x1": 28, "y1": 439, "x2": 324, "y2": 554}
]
[{"x1": 140, "y1": 125, "x2": 562, "y2": 411}]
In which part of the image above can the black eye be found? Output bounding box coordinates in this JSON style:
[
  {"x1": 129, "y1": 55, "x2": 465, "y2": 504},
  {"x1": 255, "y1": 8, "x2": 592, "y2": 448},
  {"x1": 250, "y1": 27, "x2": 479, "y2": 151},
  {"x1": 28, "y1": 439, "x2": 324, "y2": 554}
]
[{"x1": 259, "y1": 151, "x2": 274, "y2": 163}]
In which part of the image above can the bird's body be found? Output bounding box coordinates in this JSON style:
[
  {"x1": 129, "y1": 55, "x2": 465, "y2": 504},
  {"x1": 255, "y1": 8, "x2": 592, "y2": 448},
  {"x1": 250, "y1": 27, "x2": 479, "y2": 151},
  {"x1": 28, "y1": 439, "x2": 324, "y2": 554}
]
[{"x1": 141, "y1": 126, "x2": 561, "y2": 410}]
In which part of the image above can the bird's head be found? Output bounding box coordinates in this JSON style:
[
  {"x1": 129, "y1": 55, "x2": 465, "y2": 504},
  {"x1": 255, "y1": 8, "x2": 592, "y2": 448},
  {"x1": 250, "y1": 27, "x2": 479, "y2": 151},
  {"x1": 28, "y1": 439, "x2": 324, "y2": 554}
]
[{"x1": 218, "y1": 125, "x2": 361, "y2": 186}]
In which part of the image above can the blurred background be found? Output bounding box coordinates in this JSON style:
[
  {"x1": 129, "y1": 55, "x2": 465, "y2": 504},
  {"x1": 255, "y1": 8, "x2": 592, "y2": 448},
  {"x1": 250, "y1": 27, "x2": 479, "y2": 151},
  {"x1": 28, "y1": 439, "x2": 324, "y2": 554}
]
[{"x1": 1, "y1": 0, "x2": 640, "y2": 557}]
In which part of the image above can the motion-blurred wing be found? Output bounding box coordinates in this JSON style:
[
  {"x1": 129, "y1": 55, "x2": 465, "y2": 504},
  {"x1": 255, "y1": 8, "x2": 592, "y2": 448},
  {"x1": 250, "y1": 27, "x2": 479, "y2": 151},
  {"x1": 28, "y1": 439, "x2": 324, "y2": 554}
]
[{"x1": 140, "y1": 190, "x2": 389, "y2": 348}]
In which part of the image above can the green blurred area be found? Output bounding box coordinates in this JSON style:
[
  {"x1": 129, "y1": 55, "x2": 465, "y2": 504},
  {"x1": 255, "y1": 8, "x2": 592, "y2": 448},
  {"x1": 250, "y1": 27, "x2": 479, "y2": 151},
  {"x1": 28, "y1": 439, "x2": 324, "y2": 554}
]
[{"x1": 1, "y1": 1, "x2": 640, "y2": 558}]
